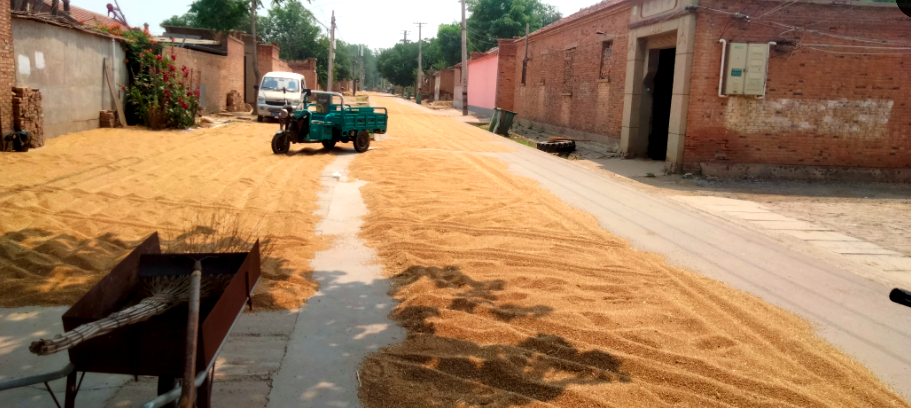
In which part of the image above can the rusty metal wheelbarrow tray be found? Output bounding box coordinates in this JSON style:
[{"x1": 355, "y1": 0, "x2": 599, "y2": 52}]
[{"x1": 0, "y1": 232, "x2": 261, "y2": 408}]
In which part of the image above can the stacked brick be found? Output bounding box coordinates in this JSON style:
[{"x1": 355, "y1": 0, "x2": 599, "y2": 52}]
[
  {"x1": 12, "y1": 87, "x2": 43, "y2": 147},
  {"x1": 98, "y1": 110, "x2": 122, "y2": 128},
  {"x1": 225, "y1": 90, "x2": 246, "y2": 112}
]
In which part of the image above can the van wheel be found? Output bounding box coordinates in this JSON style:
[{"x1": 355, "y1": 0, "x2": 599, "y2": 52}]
[
  {"x1": 354, "y1": 130, "x2": 370, "y2": 153},
  {"x1": 322, "y1": 140, "x2": 337, "y2": 149}
]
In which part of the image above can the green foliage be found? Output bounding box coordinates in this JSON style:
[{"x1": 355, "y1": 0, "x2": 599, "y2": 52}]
[
  {"x1": 161, "y1": 13, "x2": 197, "y2": 28},
  {"x1": 467, "y1": 0, "x2": 562, "y2": 51},
  {"x1": 258, "y1": 1, "x2": 320, "y2": 60},
  {"x1": 160, "y1": 0, "x2": 249, "y2": 32},
  {"x1": 377, "y1": 42, "x2": 434, "y2": 87},
  {"x1": 434, "y1": 23, "x2": 463, "y2": 68},
  {"x1": 125, "y1": 51, "x2": 200, "y2": 129}
]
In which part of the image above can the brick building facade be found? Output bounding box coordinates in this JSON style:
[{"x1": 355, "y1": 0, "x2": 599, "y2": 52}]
[
  {"x1": 503, "y1": 0, "x2": 911, "y2": 179},
  {"x1": 287, "y1": 58, "x2": 319, "y2": 90},
  {"x1": 0, "y1": 0, "x2": 15, "y2": 135}
]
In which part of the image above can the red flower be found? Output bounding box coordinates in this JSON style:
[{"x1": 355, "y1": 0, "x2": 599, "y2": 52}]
[
  {"x1": 171, "y1": 55, "x2": 176, "y2": 61},
  {"x1": 164, "y1": 89, "x2": 171, "y2": 99},
  {"x1": 121, "y1": 85, "x2": 126, "y2": 90},
  {"x1": 155, "y1": 55, "x2": 162, "y2": 61},
  {"x1": 168, "y1": 65, "x2": 175, "y2": 72},
  {"x1": 163, "y1": 73, "x2": 169, "y2": 82}
]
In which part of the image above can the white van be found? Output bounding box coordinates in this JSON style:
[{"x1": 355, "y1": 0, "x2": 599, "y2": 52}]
[{"x1": 255, "y1": 71, "x2": 307, "y2": 122}]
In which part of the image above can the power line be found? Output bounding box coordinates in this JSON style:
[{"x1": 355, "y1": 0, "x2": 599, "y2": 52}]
[{"x1": 695, "y1": 5, "x2": 911, "y2": 46}]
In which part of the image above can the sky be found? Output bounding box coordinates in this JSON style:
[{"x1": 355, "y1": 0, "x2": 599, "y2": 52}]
[{"x1": 76, "y1": 0, "x2": 604, "y2": 51}]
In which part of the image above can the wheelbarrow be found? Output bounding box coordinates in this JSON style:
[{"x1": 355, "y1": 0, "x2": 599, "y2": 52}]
[{"x1": 0, "y1": 232, "x2": 261, "y2": 408}]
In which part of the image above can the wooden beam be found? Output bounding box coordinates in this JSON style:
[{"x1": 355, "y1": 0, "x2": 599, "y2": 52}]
[{"x1": 103, "y1": 58, "x2": 127, "y2": 128}]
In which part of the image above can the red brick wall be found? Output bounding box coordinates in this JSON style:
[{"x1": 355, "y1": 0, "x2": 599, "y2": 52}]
[
  {"x1": 287, "y1": 58, "x2": 318, "y2": 90},
  {"x1": 685, "y1": 0, "x2": 911, "y2": 170},
  {"x1": 0, "y1": 0, "x2": 15, "y2": 134},
  {"x1": 222, "y1": 35, "x2": 245, "y2": 105},
  {"x1": 165, "y1": 37, "x2": 245, "y2": 113},
  {"x1": 440, "y1": 68, "x2": 455, "y2": 97},
  {"x1": 511, "y1": 3, "x2": 631, "y2": 141},
  {"x1": 496, "y1": 39, "x2": 517, "y2": 111}
]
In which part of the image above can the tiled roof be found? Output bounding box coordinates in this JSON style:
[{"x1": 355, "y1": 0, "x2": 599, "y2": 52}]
[{"x1": 41, "y1": 0, "x2": 121, "y2": 27}]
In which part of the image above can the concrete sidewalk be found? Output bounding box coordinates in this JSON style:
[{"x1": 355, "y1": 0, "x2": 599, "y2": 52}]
[{"x1": 266, "y1": 152, "x2": 406, "y2": 408}]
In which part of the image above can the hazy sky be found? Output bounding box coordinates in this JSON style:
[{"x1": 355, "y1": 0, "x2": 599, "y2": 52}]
[{"x1": 76, "y1": 0, "x2": 604, "y2": 51}]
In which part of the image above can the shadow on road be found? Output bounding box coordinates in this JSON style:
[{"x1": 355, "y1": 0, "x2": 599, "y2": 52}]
[{"x1": 359, "y1": 265, "x2": 630, "y2": 407}]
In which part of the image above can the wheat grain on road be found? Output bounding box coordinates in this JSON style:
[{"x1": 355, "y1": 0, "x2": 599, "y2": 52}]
[
  {"x1": 0, "y1": 122, "x2": 335, "y2": 309},
  {"x1": 353, "y1": 95, "x2": 908, "y2": 408}
]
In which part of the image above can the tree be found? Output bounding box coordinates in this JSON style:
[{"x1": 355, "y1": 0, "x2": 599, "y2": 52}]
[
  {"x1": 161, "y1": 13, "x2": 197, "y2": 28},
  {"x1": 377, "y1": 41, "x2": 439, "y2": 87},
  {"x1": 433, "y1": 23, "x2": 462, "y2": 68},
  {"x1": 466, "y1": 0, "x2": 562, "y2": 51},
  {"x1": 258, "y1": 1, "x2": 321, "y2": 60},
  {"x1": 159, "y1": 0, "x2": 249, "y2": 32}
]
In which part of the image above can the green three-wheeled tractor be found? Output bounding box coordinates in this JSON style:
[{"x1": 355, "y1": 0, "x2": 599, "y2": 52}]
[{"x1": 268, "y1": 90, "x2": 388, "y2": 154}]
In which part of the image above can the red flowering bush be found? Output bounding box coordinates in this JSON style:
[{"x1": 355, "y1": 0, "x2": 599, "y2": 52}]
[{"x1": 125, "y1": 51, "x2": 199, "y2": 129}]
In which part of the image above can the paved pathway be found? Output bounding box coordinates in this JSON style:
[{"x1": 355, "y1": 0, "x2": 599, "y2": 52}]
[
  {"x1": 487, "y1": 143, "x2": 911, "y2": 398},
  {"x1": 267, "y1": 152, "x2": 406, "y2": 408}
]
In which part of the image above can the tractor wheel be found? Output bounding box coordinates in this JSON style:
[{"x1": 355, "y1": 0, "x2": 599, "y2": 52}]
[
  {"x1": 257, "y1": 115, "x2": 264, "y2": 123},
  {"x1": 354, "y1": 130, "x2": 371, "y2": 153},
  {"x1": 536, "y1": 140, "x2": 575, "y2": 154},
  {"x1": 271, "y1": 134, "x2": 290, "y2": 154},
  {"x1": 322, "y1": 139, "x2": 337, "y2": 149}
]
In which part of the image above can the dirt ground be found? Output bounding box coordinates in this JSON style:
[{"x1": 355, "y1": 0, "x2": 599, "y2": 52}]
[
  {"x1": 351, "y1": 95, "x2": 908, "y2": 407},
  {"x1": 0, "y1": 121, "x2": 336, "y2": 309},
  {"x1": 512, "y1": 126, "x2": 911, "y2": 258}
]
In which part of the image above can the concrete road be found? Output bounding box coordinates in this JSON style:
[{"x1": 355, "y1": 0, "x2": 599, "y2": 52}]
[
  {"x1": 392, "y1": 98, "x2": 911, "y2": 398},
  {"x1": 492, "y1": 135, "x2": 911, "y2": 398}
]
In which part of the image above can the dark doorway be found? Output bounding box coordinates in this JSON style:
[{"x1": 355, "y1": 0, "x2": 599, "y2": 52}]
[{"x1": 648, "y1": 48, "x2": 676, "y2": 161}]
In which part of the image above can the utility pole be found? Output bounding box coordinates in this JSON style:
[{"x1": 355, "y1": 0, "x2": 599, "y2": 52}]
[
  {"x1": 522, "y1": 23, "x2": 529, "y2": 85},
  {"x1": 251, "y1": 0, "x2": 259, "y2": 99},
  {"x1": 415, "y1": 22, "x2": 425, "y2": 104},
  {"x1": 328, "y1": 11, "x2": 336, "y2": 93},
  {"x1": 460, "y1": 0, "x2": 468, "y2": 116},
  {"x1": 401, "y1": 30, "x2": 409, "y2": 44}
]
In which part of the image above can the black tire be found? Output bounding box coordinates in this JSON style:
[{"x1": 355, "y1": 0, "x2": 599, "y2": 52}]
[
  {"x1": 257, "y1": 115, "x2": 264, "y2": 123},
  {"x1": 322, "y1": 140, "x2": 337, "y2": 149},
  {"x1": 271, "y1": 134, "x2": 290, "y2": 154},
  {"x1": 536, "y1": 140, "x2": 575, "y2": 153},
  {"x1": 354, "y1": 130, "x2": 370, "y2": 153}
]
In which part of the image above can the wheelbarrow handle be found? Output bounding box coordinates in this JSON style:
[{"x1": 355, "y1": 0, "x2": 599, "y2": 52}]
[{"x1": 889, "y1": 288, "x2": 911, "y2": 309}]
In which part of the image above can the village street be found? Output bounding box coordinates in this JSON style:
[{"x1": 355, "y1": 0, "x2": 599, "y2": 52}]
[{"x1": 2, "y1": 94, "x2": 911, "y2": 407}]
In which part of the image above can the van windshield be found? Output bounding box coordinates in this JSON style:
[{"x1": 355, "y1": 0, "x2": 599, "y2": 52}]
[{"x1": 261, "y1": 77, "x2": 300, "y2": 92}]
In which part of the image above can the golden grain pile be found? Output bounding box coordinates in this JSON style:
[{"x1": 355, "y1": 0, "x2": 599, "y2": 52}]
[
  {"x1": 0, "y1": 122, "x2": 335, "y2": 309},
  {"x1": 351, "y1": 96, "x2": 908, "y2": 407}
]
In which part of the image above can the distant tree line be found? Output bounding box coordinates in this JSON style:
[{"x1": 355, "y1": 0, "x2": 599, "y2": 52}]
[
  {"x1": 377, "y1": 0, "x2": 562, "y2": 88},
  {"x1": 162, "y1": 0, "x2": 380, "y2": 90}
]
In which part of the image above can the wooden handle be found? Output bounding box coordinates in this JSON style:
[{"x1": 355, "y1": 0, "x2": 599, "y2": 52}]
[{"x1": 178, "y1": 268, "x2": 202, "y2": 408}]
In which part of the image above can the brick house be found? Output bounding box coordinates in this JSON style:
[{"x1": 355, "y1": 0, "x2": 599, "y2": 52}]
[
  {"x1": 287, "y1": 58, "x2": 319, "y2": 91},
  {"x1": 501, "y1": 0, "x2": 911, "y2": 179}
]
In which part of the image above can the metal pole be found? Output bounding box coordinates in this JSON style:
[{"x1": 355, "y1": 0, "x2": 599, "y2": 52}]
[
  {"x1": 460, "y1": 0, "x2": 468, "y2": 116},
  {"x1": 523, "y1": 23, "x2": 529, "y2": 84},
  {"x1": 251, "y1": 0, "x2": 259, "y2": 95},
  {"x1": 415, "y1": 22, "x2": 425, "y2": 104},
  {"x1": 328, "y1": 11, "x2": 335, "y2": 92}
]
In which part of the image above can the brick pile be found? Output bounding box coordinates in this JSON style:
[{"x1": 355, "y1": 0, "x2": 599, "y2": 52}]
[
  {"x1": 225, "y1": 90, "x2": 246, "y2": 112},
  {"x1": 98, "y1": 110, "x2": 122, "y2": 128},
  {"x1": 12, "y1": 87, "x2": 43, "y2": 147}
]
